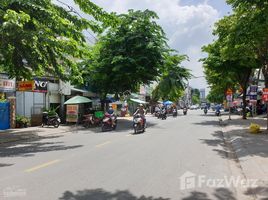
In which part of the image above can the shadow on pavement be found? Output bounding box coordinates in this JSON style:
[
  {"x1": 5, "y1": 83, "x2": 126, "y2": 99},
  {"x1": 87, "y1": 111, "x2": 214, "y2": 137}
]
[
  {"x1": 0, "y1": 163, "x2": 13, "y2": 167},
  {"x1": 182, "y1": 188, "x2": 236, "y2": 200},
  {"x1": 192, "y1": 120, "x2": 220, "y2": 127},
  {"x1": 0, "y1": 135, "x2": 83, "y2": 157},
  {"x1": 244, "y1": 186, "x2": 268, "y2": 198},
  {"x1": 200, "y1": 131, "x2": 236, "y2": 160},
  {"x1": 59, "y1": 188, "x2": 169, "y2": 200}
]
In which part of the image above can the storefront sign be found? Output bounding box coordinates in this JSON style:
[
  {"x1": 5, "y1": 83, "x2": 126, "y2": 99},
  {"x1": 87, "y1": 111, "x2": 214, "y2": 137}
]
[
  {"x1": 226, "y1": 94, "x2": 232, "y2": 102},
  {"x1": 0, "y1": 79, "x2": 15, "y2": 92},
  {"x1": 17, "y1": 81, "x2": 35, "y2": 91},
  {"x1": 66, "y1": 105, "x2": 78, "y2": 122},
  {"x1": 33, "y1": 79, "x2": 48, "y2": 93},
  {"x1": 262, "y1": 88, "x2": 268, "y2": 102},
  {"x1": 248, "y1": 85, "x2": 258, "y2": 100},
  {"x1": 226, "y1": 88, "x2": 233, "y2": 95}
]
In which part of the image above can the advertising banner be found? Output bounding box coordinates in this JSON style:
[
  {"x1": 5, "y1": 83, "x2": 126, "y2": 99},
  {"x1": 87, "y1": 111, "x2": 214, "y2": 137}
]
[
  {"x1": 0, "y1": 79, "x2": 15, "y2": 92},
  {"x1": 66, "y1": 105, "x2": 78, "y2": 122},
  {"x1": 17, "y1": 81, "x2": 35, "y2": 91}
]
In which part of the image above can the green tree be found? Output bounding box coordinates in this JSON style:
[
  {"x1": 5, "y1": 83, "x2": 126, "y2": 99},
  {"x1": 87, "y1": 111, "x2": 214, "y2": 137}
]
[
  {"x1": 191, "y1": 89, "x2": 200, "y2": 105},
  {"x1": 0, "y1": 0, "x2": 115, "y2": 81},
  {"x1": 86, "y1": 9, "x2": 169, "y2": 99},
  {"x1": 152, "y1": 54, "x2": 191, "y2": 101},
  {"x1": 225, "y1": 0, "x2": 268, "y2": 87}
]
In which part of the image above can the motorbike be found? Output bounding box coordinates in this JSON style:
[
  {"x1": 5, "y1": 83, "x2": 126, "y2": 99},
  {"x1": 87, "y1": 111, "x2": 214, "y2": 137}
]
[
  {"x1": 83, "y1": 114, "x2": 102, "y2": 128},
  {"x1": 41, "y1": 112, "x2": 60, "y2": 128},
  {"x1": 101, "y1": 113, "x2": 117, "y2": 132},
  {"x1": 155, "y1": 110, "x2": 160, "y2": 118},
  {"x1": 215, "y1": 110, "x2": 221, "y2": 116},
  {"x1": 133, "y1": 114, "x2": 145, "y2": 134},
  {"x1": 159, "y1": 109, "x2": 167, "y2": 120},
  {"x1": 183, "y1": 108, "x2": 187, "y2": 115},
  {"x1": 204, "y1": 108, "x2": 208, "y2": 115},
  {"x1": 172, "y1": 108, "x2": 178, "y2": 117}
]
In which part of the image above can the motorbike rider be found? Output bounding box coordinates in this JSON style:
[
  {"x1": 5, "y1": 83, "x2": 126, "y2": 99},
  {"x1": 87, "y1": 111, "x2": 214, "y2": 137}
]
[
  {"x1": 134, "y1": 104, "x2": 146, "y2": 127},
  {"x1": 106, "y1": 105, "x2": 116, "y2": 127}
]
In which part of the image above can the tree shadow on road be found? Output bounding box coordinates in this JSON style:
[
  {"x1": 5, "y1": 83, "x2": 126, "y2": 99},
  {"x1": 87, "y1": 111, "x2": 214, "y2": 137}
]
[
  {"x1": 59, "y1": 188, "x2": 170, "y2": 200},
  {"x1": 182, "y1": 188, "x2": 236, "y2": 200},
  {"x1": 244, "y1": 186, "x2": 268, "y2": 199},
  {"x1": 0, "y1": 163, "x2": 13, "y2": 167},
  {"x1": 0, "y1": 135, "x2": 83, "y2": 158},
  {"x1": 200, "y1": 131, "x2": 236, "y2": 160}
]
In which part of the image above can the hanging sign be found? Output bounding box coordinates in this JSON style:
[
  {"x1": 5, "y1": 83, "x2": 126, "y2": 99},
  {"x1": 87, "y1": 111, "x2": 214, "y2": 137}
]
[
  {"x1": 0, "y1": 79, "x2": 15, "y2": 92},
  {"x1": 226, "y1": 88, "x2": 233, "y2": 95},
  {"x1": 66, "y1": 105, "x2": 78, "y2": 122},
  {"x1": 17, "y1": 81, "x2": 35, "y2": 91},
  {"x1": 33, "y1": 79, "x2": 48, "y2": 93},
  {"x1": 262, "y1": 88, "x2": 268, "y2": 102}
]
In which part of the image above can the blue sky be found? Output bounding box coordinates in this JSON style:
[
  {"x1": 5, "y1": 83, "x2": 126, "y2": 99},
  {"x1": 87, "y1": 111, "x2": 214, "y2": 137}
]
[{"x1": 57, "y1": 0, "x2": 232, "y2": 90}]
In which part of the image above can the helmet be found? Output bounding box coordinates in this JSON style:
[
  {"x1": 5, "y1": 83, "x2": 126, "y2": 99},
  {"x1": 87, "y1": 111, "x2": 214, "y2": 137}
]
[{"x1": 139, "y1": 104, "x2": 144, "y2": 107}]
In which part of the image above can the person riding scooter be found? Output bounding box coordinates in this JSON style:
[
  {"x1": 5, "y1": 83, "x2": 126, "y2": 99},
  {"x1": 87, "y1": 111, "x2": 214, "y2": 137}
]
[
  {"x1": 133, "y1": 104, "x2": 146, "y2": 127},
  {"x1": 106, "y1": 105, "x2": 116, "y2": 127},
  {"x1": 204, "y1": 105, "x2": 208, "y2": 115}
]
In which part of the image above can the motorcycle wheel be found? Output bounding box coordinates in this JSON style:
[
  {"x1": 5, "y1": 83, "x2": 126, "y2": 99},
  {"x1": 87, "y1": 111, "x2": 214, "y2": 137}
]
[
  {"x1": 134, "y1": 126, "x2": 137, "y2": 134},
  {"x1": 53, "y1": 120, "x2": 60, "y2": 128}
]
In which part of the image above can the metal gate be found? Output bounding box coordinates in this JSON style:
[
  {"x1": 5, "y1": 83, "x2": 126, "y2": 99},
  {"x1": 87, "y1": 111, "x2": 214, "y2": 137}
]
[{"x1": 0, "y1": 102, "x2": 10, "y2": 130}]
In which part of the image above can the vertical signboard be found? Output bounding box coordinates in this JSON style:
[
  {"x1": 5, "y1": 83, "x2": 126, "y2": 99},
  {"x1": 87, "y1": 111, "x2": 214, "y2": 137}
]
[{"x1": 66, "y1": 105, "x2": 78, "y2": 122}]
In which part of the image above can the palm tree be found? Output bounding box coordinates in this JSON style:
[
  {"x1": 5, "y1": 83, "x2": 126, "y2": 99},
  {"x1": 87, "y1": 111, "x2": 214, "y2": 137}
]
[{"x1": 152, "y1": 54, "x2": 191, "y2": 101}]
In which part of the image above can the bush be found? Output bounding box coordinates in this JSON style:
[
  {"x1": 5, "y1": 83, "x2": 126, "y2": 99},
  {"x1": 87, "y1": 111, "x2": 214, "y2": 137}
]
[{"x1": 16, "y1": 115, "x2": 30, "y2": 128}]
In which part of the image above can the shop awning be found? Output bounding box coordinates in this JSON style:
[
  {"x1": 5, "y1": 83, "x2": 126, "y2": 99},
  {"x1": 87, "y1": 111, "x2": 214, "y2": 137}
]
[
  {"x1": 64, "y1": 95, "x2": 92, "y2": 104},
  {"x1": 129, "y1": 98, "x2": 148, "y2": 104}
]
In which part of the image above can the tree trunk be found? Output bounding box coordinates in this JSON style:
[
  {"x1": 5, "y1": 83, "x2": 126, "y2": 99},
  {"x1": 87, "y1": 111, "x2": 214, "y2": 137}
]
[{"x1": 242, "y1": 85, "x2": 247, "y2": 119}]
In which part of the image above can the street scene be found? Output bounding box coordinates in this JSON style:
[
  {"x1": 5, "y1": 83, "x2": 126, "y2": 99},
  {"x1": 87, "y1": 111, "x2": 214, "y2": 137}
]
[{"x1": 1, "y1": 0, "x2": 268, "y2": 199}]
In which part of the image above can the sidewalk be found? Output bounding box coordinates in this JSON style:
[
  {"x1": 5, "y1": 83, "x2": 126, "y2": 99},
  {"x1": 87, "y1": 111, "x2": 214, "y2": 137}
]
[
  {"x1": 0, "y1": 125, "x2": 85, "y2": 144},
  {"x1": 220, "y1": 114, "x2": 268, "y2": 199},
  {"x1": 0, "y1": 117, "x2": 134, "y2": 145}
]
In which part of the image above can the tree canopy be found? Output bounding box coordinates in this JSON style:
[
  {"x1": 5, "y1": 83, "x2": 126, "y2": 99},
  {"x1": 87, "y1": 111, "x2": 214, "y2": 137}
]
[
  {"x1": 85, "y1": 9, "x2": 170, "y2": 98},
  {"x1": 152, "y1": 53, "x2": 191, "y2": 101},
  {"x1": 0, "y1": 0, "x2": 115, "y2": 81}
]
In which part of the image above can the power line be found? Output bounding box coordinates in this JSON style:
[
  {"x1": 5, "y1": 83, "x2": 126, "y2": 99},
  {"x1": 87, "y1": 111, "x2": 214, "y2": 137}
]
[{"x1": 55, "y1": 0, "x2": 98, "y2": 44}]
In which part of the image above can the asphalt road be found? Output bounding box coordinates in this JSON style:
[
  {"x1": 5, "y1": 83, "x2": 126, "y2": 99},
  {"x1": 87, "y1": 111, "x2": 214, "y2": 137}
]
[{"x1": 0, "y1": 110, "x2": 250, "y2": 200}]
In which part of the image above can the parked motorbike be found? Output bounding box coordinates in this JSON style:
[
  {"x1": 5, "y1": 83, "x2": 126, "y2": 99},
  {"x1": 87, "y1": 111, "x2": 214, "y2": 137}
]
[
  {"x1": 204, "y1": 108, "x2": 208, "y2": 115},
  {"x1": 172, "y1": 108, "x2": 178, "y2": 117},
  {"x1": 133, "y1": 114, "x2": 145, "y2": 134},
  {"x1": 155, "y1": 110, "x2": 160, "y2": 118},
  {"x1": 101, "y1": 113, "x2": 117, "y2": 132},
  {"x1": 83, "y1": 114, "x2": 102, "y2": 128},
  {"x1": 183, "y1": 108, "x2": 187, "y2": 115},
  {"x1": 41, "y1": 112, "x2": 60, "y2": 128}
]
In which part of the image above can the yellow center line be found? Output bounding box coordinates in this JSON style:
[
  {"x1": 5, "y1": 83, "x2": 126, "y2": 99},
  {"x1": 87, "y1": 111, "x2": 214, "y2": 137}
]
[
  {"x1": 25, "y1": 159, "x2": 61, "y2": 173},
  {"x1": 95, "y1": 141, "x2": 111, "y2": 148}
]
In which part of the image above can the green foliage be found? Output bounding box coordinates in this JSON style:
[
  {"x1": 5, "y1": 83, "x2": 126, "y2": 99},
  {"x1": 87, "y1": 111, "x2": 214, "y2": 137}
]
[
  {"x1": 0, "y1": 0, "x2": 115, "y2": 81},
  {"x1": 152, "y1": 53, "x2": 191, "y2": 101},
  {"x1": 84, "y1": 9, "x2": 169, "y2": 98},
  {"x1": 191, "y1": 88, "x2": 200, "y2": 105}
]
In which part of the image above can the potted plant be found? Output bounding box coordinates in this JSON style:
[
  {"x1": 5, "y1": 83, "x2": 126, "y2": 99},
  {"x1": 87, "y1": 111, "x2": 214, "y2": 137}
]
[
  {"x1": 15, "y1": 115, "x2": 30, "y2": 128},
  {"x1": 21, "y1": 116, "x2": 30, "y2": 128},
  {"x1": 15, "y1": 115, "x2": 23, "y2": 128}
]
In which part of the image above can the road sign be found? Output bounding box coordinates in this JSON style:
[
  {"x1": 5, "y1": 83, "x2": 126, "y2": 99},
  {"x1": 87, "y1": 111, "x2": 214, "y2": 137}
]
[
  {"x1": 226, "y1": 94, "x2": 232, "y2": 102},
  {"x1": 226, "y1": 88, "x2": 233, "y2": 95},
  {"x1": 262, "y1": 88, "x2": 268, "y2": 102}
]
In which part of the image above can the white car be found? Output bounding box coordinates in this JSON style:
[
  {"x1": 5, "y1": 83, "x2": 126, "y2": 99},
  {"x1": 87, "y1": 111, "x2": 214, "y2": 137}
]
[{"x1": 190, "y1": 105, "x2": 198, "y2": 110}]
